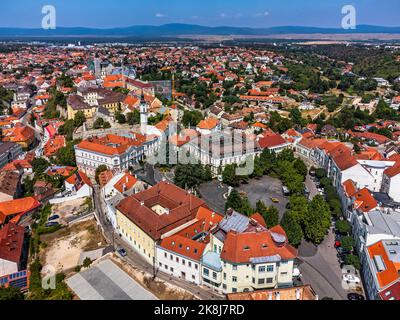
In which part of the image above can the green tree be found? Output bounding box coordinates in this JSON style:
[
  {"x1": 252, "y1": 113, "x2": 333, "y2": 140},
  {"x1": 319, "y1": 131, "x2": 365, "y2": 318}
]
[
  {"x1": 32, "y1": 158, "x2": 50, "y2": 175},
  {"x1": 0, "y1": 286, "x2": 24, "y2": 300},
  {"x1": 345, "y1": 254, "x2": 361, "y2": 270},
  {"x1": 95, "y1": 165, "x2": 108, "y2": 183},
  {"x1": 82, "y1": 257, "x2": 92, "y2": 268},
  {"x1": 256, "y1": 201, "x2": 279, "y2": 228},
  {"x1": 174, "y1": 164, "x2": 206, "y2": 189},
  {"x1": 281, "y1": 212, "x2": 303, "y2": 247},
  {"x1": 286, "y1": 195, "x2": 309, "y2": 225},
  {"x1": 115, "y1": 112, "x2": 126, "y2": 124},
  {"x1": 103, "y1": 122, "x2": 111, "y2": 129},
  {"x1": 127, "y1": 110, "x2": 140, "y2": 125},
  {"x1": 181, "y1": 110, "x2": 204, "y2": 127},
  {"x1": 336, "y1": 220, "x2": 351, "y2": 235},
  {"x1": 73, "y1": 111, "x2": 86, "y2": 128},
  {"x1": 304, "y1": 195, "x2": 331, "y2": 244},
  {"x1": 341, "y1": 236, "x2": 355, "y2": 252},
  {"x1": 293, "y1": 158, "x2": 308, "y2": 179},
  {"x1": 53, "y1": 140, "x2": 79, "y2": 167},
  {"x1": 222, "y1": 164, "x2": 239, "y2": 187},
  {"x1": 93, "y1": 117, "x2": 104, "y2": 129}
]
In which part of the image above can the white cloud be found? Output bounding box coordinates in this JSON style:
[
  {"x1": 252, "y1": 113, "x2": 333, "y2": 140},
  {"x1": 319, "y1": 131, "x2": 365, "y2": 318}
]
[
  {"x1": 255, "y1": 11, "x2": 270, "y2": 17},
  {"x1": 155, "y1": 13, "x2": 167, "y2": 18}
]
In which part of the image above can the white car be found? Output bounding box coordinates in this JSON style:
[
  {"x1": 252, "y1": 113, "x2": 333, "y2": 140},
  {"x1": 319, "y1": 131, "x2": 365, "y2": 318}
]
[
  {"x1": 293, "y1": 267, "x2": 301, "y2": 278},
  {"x1": 343, "y1": 274, "x2": 360, "y2": 284}
]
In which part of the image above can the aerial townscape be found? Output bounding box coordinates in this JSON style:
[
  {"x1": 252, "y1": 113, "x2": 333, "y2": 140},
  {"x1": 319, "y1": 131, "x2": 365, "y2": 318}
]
[{"x1": 0, "y1": 4, "x2": 400, "y2": 304}]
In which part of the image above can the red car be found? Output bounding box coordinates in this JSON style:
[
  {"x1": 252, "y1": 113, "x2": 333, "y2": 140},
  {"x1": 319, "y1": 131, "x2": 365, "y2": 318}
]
[{"x1": 335, "y1": 240, "x2": 341, "y2": 248}]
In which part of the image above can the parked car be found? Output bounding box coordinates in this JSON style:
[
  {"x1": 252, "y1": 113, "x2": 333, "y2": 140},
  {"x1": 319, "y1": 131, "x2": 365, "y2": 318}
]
[
  {"x1": 270, "y1": 197, "x2": 280, "y2": 203},
  {"x1": 48, "y1": 215, "x2": 60, "y2": 221},
  {"x1": 335, "y1": 240, "x2": 341, "y2": 248},
  {"x1": 117, "y1": 248, "x2": 127, "y2": 257},
  {"x1": 45, "y1": 222, "x2": 59, "y2": 228},
  {"x1": 343, "y1": 274, "x2": 361, "y2": 284},
  {"x1": 347, "y1": 293, "x2": 365, "y2": 300},
  {"x1": 293, "y1": 267, "x2": 301, "y2": 278},
  {"x1": 282, "y1": 186, "x2": 290, "y2": 196}
]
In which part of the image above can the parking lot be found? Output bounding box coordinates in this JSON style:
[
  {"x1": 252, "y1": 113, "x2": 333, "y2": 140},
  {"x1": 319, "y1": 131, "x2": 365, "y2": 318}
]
[
  {"x1": 199, "y1": 175, "x2": 288, "y2": 219},
  {"x1": 237, "y1": 175, "x2": 288, "y2": 219}
]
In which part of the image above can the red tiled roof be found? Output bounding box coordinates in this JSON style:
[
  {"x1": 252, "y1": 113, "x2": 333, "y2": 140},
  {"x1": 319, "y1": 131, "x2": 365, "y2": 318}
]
[
  {"x1": 384, "y1": 163, "x2": 400, "y2": 178},
  {"x1": 197, "y1": 118, "x2": 219, "y2": 130},
  {"x1": 342, "y1": 179, "x2": 358, "y2": 197},
  {"x1": 76, "y1": 134, "x2": 147, "y2": 156},
  {"x1": 0, "y1": 197, "x2": 41, "y2": 225},
  {"x1": 114, "y1": 173, "x2": 138, "y2": 194},
  {"x1": 0, "y1": 222, "x2": 24, "y2": 263},
  {"x1": 159, "y1": 234, "x2": 206, "y2": 261},
  {"x1": 367, "y1": 241, "x2": 399, "y2": 290},
  {"x1": 117, "y1": 181, "x2": 207, "y2": 240},
  {"x1": 220, "y1": 229, "x2": 297, "y2": 264},
  {"x1": 352, "y1": 188, "x2": 378, "y2": 212},
  {"x1": 258, "y1": 132, "x2": 287, "y2": 149},
  {"x1": 65, "y1": 171, "x2": 92, "y2": 190},
  {"x1": 250, "y1": 213, "x2": 267, "y2": 228}
]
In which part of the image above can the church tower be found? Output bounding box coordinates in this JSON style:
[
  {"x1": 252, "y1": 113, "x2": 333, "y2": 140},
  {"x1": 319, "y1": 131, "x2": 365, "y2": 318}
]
[{"x1": 140, "y1": 91, "x2": 148, "y2": 136}]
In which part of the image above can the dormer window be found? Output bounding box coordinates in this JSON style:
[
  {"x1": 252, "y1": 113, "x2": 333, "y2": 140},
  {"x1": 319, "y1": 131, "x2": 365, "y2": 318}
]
[{"x1": 244, "y1": 246, "x2": 250, "y2": 251}]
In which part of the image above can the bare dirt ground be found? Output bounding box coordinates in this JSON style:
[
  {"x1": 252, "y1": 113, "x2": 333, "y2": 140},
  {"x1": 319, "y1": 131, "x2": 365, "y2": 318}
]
[
  {"x1": 301, "y1": 107, "x2": 325, "y2": 120},
  {"x1": 40, "y1": 218, "x2": 107, "y2": 275},
  {"x1": 52, "y1": 198, "x2": 89, "y2": 224}
]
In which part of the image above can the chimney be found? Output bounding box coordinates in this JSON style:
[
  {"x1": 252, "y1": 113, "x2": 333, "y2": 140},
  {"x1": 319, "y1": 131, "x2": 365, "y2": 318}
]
[{"x1": 296, "y1": 288, "x2": 301, "y2": 300}]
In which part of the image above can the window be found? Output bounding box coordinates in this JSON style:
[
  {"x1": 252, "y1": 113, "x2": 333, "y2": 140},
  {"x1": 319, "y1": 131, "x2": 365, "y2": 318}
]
[
  {"x1": 281, "y1": 272, "x2": 288, "y2": 276},
  {"x1": 252, "y1": 277, "x2": 255, "y2": 284},
  {"x1": 170, "y1": 255, "x2": 173, "y2": 260},
  {"x1": 188, "y1": 262, "x2": 192, "y2": 268},
  {"x1": 266, "y1": 278, "x2": 273, "y2": 284},
  {"x1": 164, "y1": 253, "x2": 167, "y2": 258},
  {"x1": 232, "y1": 265, "x2": 237, "y2": 271},
  {"x1": 195, "y1": 264, "x2": 198, "y2": 270},
  {"x1": 258, "y1": 278, "x2": 265, "y2": 285},
  {"x1": 232, "y1": 276, "x2": 237, "y2": 283},
  {"x1": 176, "y1": 257, "x2": 179, "y2": 263},
  {"x1": 203, "y1": 268, "x2": 209, "y2": 276},
  {"x1": 170, "y1": 267, "x2": 174, "y2": 272},
  {"x1": 267, "y1": 265, "x2": 274, "y2": 272},
  {"x1": 213, "y1": 272, "x2": 217, "y2": 280},
  {"x1": 259, "y1": 266, "x2": 266, "y2": 273},
  {"x1": 223, "y1": 284, "x2": 227, "y2": 290},
  {"x1": 232, "y1": 288, "x2": 237, "y2": 293},
  {"x1": 159, "y1": 262, "x2": 162, "y2": 267}
]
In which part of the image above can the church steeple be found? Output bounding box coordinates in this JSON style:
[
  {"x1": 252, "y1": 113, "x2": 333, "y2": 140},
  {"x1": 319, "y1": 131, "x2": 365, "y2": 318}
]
[{"x1": 140, "y1": 90, "x2": 148, "y2": 136}]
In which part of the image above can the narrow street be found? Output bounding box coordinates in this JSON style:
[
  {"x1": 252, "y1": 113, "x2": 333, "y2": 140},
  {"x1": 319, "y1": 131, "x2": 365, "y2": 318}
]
[
  {"x1": 298, "y1": 228, "x2": 348, "y2": 300},
  {"x1": 92, "y1": 185, "x2": 224, "y2": 300}
]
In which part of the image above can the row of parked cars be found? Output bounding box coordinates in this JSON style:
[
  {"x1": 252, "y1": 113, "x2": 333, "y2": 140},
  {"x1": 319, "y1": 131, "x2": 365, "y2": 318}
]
[{"x1": 45, "y1": 214, "x2": 60, "y2": 228}]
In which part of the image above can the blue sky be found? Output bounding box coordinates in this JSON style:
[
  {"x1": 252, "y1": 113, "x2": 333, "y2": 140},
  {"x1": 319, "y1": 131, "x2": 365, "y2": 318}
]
[{"x1": 0, "y1": 0, "x2": 399, "y2": 28}]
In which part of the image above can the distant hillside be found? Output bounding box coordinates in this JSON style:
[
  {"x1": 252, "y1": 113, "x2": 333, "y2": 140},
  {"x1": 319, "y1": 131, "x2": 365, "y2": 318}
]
[{"x1": 0, "y1": 23, "x2": 400, "y2": 37}]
